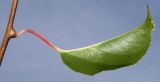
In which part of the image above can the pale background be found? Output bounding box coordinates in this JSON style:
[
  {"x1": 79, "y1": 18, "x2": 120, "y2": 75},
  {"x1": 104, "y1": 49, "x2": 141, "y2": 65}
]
[{"x1": 0, "y1": 0, "x2": 159, "y2": 82}]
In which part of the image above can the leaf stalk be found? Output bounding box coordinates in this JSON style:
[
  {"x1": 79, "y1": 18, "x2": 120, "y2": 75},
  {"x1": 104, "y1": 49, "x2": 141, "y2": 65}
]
[{"x1": 16, "y1": 29, "x2": 63, "y2": 52}]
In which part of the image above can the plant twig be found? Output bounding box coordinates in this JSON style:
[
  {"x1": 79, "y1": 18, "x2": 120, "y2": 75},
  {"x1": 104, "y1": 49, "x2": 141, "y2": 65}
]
[{"x1": 0, "y1": 0, "x2": 18, "y2": 66}]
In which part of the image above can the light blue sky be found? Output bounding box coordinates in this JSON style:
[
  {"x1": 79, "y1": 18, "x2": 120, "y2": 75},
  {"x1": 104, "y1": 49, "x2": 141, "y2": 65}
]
[{"x1": 0, "y1": 0, "x2": 160, "y2": 82}]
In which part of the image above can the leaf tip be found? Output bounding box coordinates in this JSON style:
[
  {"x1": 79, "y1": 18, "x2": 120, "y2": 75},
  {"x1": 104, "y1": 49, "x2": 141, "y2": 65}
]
[{"x1": 146, "y1": 4, "x2": 155, "y2": 29}]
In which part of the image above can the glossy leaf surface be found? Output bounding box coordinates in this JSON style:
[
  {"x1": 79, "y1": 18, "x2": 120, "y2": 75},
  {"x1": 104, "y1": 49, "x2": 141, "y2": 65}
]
[{"x1": 60, "y1": 6, "x2": 155, "y2": 75}]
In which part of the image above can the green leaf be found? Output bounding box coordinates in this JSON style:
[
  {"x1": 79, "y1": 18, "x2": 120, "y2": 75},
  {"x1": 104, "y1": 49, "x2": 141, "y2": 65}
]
[{"x1": 59, "y1": 5, "x2": 155, "y2": 75}]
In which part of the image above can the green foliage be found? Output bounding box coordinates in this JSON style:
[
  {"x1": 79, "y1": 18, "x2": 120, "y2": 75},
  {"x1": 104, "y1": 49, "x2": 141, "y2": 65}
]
[{"x1": 60, "y1": 5, "x2": 155, "y2": 75}]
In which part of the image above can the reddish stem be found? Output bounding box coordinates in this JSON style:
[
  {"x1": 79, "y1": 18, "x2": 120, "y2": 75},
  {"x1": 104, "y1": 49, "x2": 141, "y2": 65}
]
[{"x1": 16, "y1": 29, "x2": 63, "y2": 52}]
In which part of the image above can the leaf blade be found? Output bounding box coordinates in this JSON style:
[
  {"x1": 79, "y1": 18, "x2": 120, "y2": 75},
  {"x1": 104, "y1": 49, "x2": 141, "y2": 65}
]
[{"x1": 60, "y1": 5, "x2": 155, "y2": 75}]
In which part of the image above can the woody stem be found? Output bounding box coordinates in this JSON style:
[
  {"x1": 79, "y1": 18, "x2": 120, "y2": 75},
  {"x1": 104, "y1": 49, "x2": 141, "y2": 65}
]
[{"x1": 0, "y1": 0, "x2": 18, "y2": 66}]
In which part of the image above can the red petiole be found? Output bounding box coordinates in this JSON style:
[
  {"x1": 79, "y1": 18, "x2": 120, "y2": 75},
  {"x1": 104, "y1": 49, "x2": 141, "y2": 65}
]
[{"x1": 16, "y1": 29, "x2": 63, "y2": 52}]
